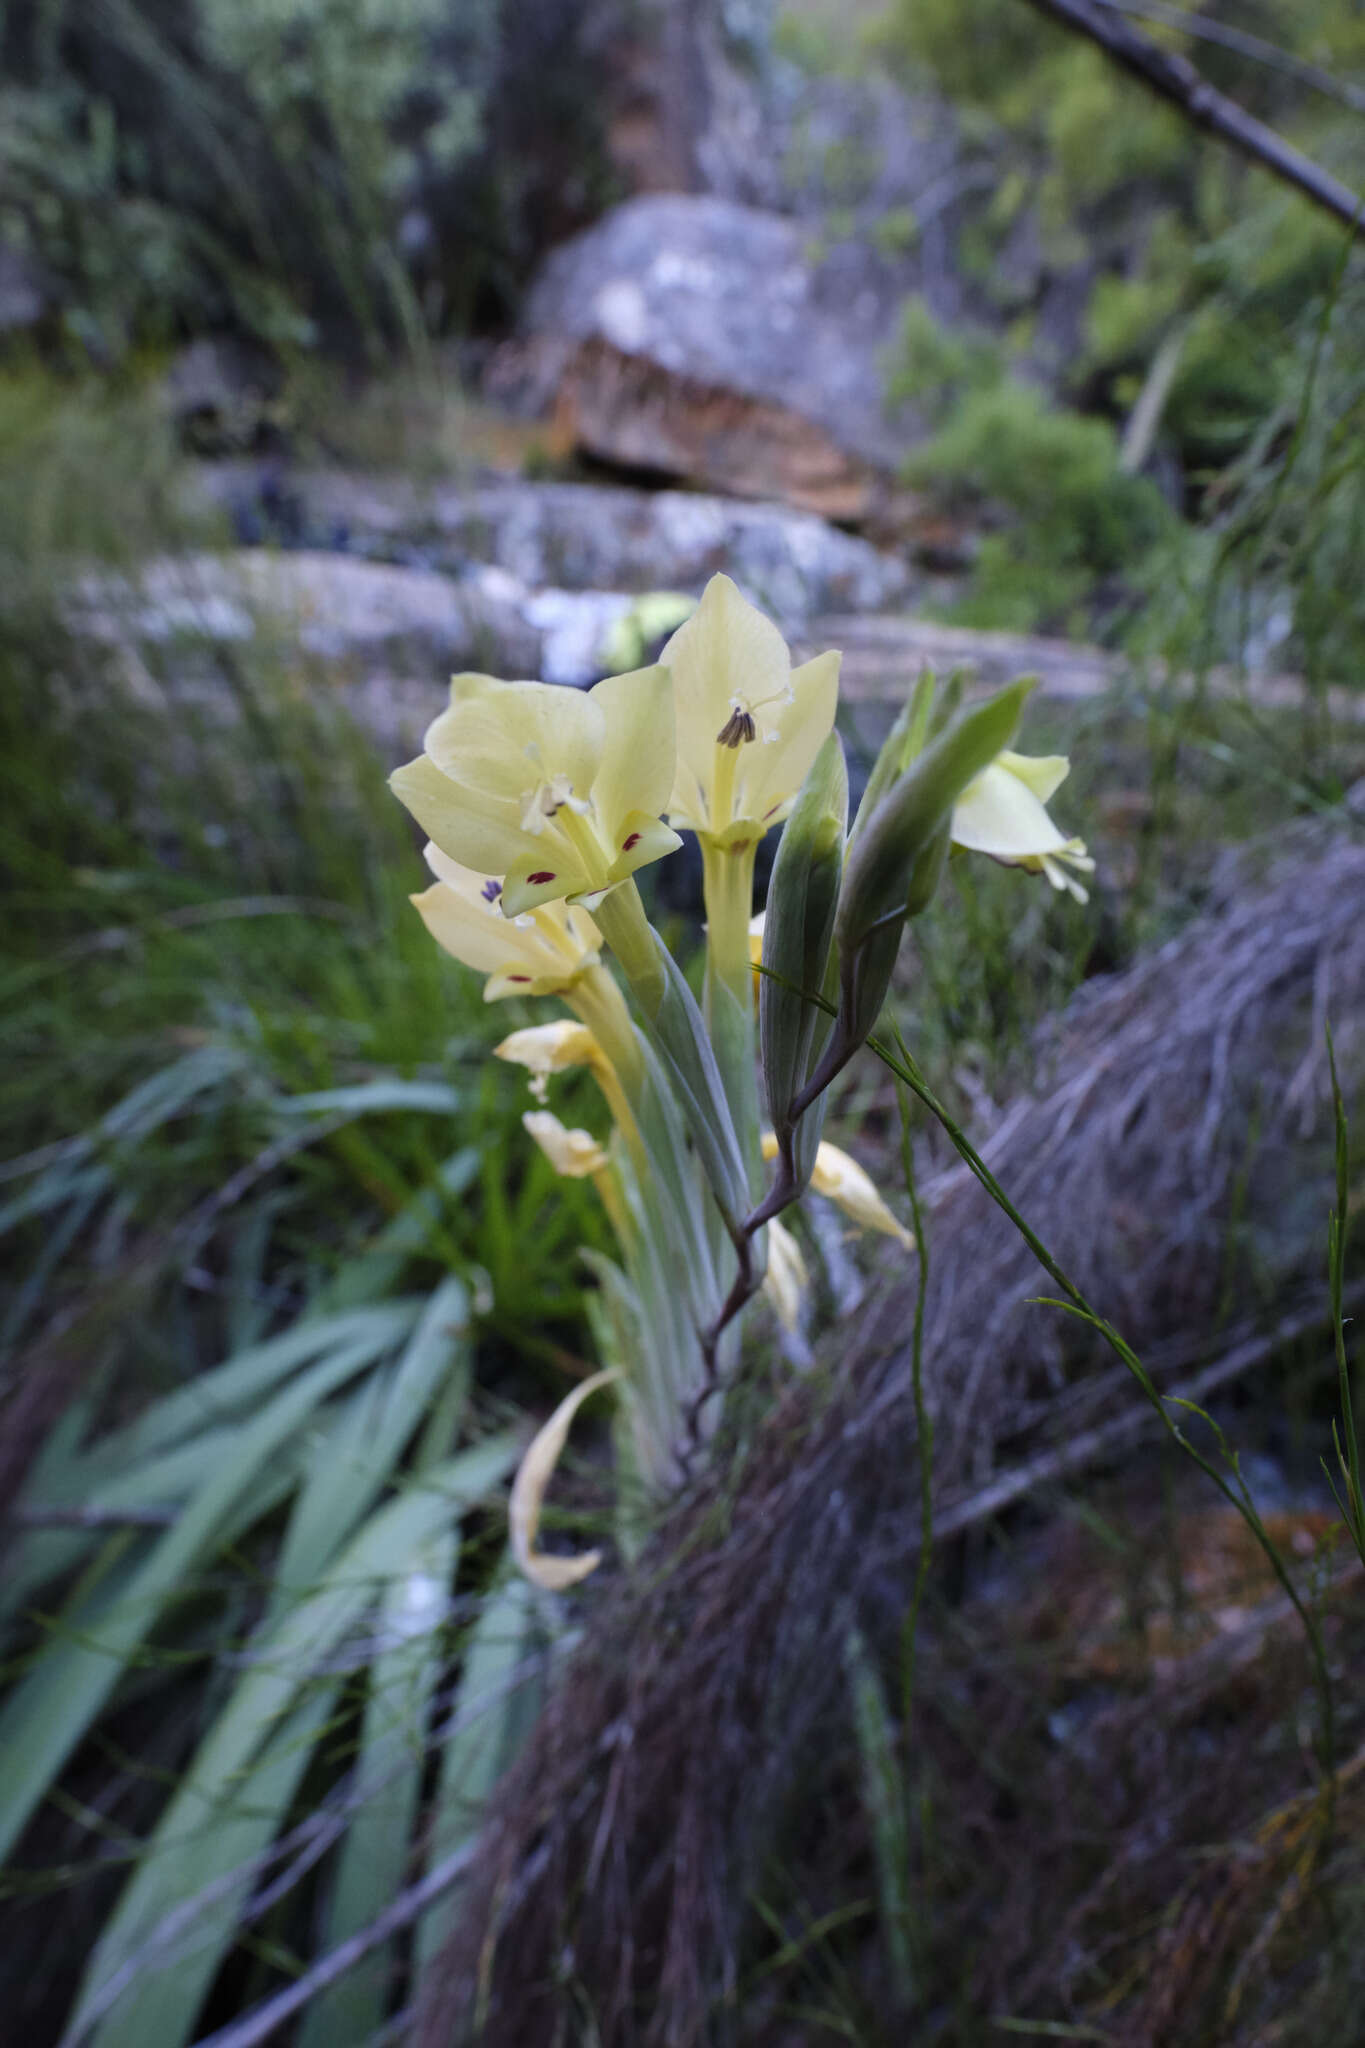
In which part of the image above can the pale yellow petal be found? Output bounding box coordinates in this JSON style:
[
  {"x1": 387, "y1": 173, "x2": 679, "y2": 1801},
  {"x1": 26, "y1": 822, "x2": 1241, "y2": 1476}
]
[
  {"x1": 950, "y1": 760, "x2": 1074, "y2": 861},
  {"x1": 508, "y1": 1367, "x2": 621, "y2": 1590},
  {"x1": 522, "y1": 1110, "x2": 610, "y2": 1178},
  {"x1": 762, "y1": 1216, "x2": 809, "y2": 1334},
  {"x1": 413, "y1": 846, "x2": 600, "y2": 993},
  {"x1": 735, "y1": 648, "x2": 841, "y2": 828},
  {"x1": 810, "y1": 1140, "x2": 915, "y2": 1250},
  {"x1": 494, "y1": 1020, "x2": 602, "y2": 1078},
  {"x1": 501, "y1": 847, "x2": 595, "y2": 916},
  {"x1": 663, "y1": 573, "x2": 792, "y2": 822},
  {"x1": 427, "y1": 673, "x2": 602, "y2": 810},
  {"x1": 604, "y1": 811, "x2": 683, "y2": 885},
  {"x1": 996, "y1": 750, "x2": 1071, "y2": 805},
  {"x1": 391, "y1": 754, "x2": 541, "y2": 876},
  {"x1": 589, "y1": 664, "x2": 677, "y2": 833}
]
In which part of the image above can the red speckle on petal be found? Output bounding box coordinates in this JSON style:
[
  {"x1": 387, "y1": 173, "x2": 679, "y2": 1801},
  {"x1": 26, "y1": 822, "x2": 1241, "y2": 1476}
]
[
  {"x1": 727, "y1": 839, "x2": 752, "y2": 855},
  {"x1": 622, "y1": 832, "x2": 641, "y2": 852},
  {"x1": 527, "y1": 871, "x2": 556, "y2": 885},
  {"x1": 508, "y1": 975, "x2": 532, "y2": 983}
]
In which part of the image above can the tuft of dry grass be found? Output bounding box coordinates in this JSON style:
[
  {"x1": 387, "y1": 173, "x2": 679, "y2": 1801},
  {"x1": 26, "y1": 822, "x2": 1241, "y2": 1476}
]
[{"x1": 417, "y1": 808, "x2": 1365, "y2": 2047}]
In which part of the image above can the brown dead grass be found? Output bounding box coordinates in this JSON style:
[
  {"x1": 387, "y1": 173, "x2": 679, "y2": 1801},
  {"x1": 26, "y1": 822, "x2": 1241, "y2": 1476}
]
[{"x1": 419, "y1": 812, "x2": 1365, "y2": 2048}]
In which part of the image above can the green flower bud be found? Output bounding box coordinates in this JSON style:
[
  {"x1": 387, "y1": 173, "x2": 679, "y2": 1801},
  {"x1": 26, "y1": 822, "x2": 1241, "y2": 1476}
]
[
  {"x1": 848, "y1": 669, "x2": 936, "y2": 849},
  {"x1": 836, "y1": 678, "x2": 1034, "y2": 960},
  {"x1": 760, "y1": 733, "x2": 848, "y2": 1166}
]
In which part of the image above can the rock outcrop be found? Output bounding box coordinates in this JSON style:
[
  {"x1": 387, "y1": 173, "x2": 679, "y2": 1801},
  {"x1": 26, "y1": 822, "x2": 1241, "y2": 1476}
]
[
  {"x1": 194, "y1": 464, "x2": 915, "y2": 622},
  {"x1": 504, "y1": 194, "x2": 924, "y2": 516}
]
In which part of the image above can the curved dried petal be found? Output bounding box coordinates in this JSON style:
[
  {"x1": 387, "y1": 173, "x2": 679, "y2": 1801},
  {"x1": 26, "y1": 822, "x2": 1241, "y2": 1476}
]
[{"x1": 508, "y1": 1368, "x2": 622, "y2": 1590}]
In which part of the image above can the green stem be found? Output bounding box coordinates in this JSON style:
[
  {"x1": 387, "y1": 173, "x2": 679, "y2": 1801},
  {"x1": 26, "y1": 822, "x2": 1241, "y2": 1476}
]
[
  {"x1": 592, "y1": 880, "x2": 665, "y2": 1021},
  {"x1": 700, "y1": 837, "x2": 762, "y2": 1190},
  {"x1": 568, "y1": 965, "x2": 647, "y2": 1114},
  {"x1": 892, "y1": 1045, "x2": 932, "y2": 1724},
  {"x1": 700, "y1": 837, "x2": 757, "y2": 1027}
]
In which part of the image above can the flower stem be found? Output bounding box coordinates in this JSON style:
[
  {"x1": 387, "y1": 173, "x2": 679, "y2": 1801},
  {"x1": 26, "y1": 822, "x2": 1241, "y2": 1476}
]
[{"x1": 593, "y1": 879, "x2": 665, "y2": 1020}]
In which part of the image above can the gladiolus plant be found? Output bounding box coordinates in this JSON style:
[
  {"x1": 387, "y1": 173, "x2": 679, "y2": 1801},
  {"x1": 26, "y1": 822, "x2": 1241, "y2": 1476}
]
[{"x1": 391, "y1": 574, "x2": 1089, "y2": 1585}]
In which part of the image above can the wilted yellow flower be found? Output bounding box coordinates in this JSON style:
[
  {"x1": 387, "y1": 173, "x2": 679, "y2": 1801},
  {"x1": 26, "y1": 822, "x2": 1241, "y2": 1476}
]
[
  {"x1": 494, "y1": 1019, "x2": 604, "y2": 1102},
  {"x1": 410, "y1": 842, "x2": 602, "y2": 1000},
  {"x1": 509, "y1": 1367, "x2": 620, "y2": 1590},
  {"x1": 762, "y1": 1215, "x2": 809, "y2": 1334},
  {"x1": 950, "y1": 750, "x2": 1094, "y2": 902},
  {"x1": 660, "y1": 574, "x2": 840, "y2": 849},
  {"x1": 522, "y1": 1110, "x2": 610, "y2": 1179},
  {"x1": 762, "y1": 1133, "x2": 915, "y2": 1250},
  {"x1": 390, "y1": 666, "x2": 681, "y2": 914}
]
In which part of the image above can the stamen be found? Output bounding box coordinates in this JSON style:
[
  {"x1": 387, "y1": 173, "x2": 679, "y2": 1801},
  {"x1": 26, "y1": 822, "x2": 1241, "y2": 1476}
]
[
  {"x1": 716, "y1": 707, "x2": 757, "y2": 748},
  {"x1": 481, "y1": 878, "x2": 502, "y2": 903}
]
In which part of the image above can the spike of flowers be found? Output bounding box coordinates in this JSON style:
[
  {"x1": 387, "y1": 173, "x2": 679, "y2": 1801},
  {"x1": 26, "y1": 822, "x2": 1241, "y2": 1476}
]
[{"x1": 389, "y1": 583, "x2": 1093, "y2": 1590}]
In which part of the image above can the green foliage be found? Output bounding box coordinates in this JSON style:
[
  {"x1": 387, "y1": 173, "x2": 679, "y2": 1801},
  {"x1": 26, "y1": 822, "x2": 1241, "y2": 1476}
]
[
  {"x1": 0, "y1": 463, "x2": 611, "y2": 2031},
  {"x1": 1132, "y1": 266, "x2": 1365, "y2": 698},
  {"x1": 0, "y1": 0, "x2": 611, "y2": 359},
  {"x1": 1041, "y1": 44, "x2": 1186, "y2": 202},
  {"x1": 884, "y1": 294, "x2": 1004, "y2": 425},
  {"x1": 894, "y1": 334, "x2": 1170, "y2": 630},
  {"x1": 881, "y1": 0, "x2": 1365, "y2": 546},
  {"x1": 875, "y1": 0, "x2": 1058, "y2": 109}
]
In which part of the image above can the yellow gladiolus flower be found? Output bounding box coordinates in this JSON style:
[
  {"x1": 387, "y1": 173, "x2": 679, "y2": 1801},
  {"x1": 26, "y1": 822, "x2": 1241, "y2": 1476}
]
[
  {"x1": 762, "y1": 1216, "x2": 809, "y2": 1334},
  {"x1": 522, "y1": 1110, "x2": 610, "y2": 1179},
  {"x1": 410, "y1": 842, "x2": 602, "y2": 1001},
  {"x1": 950, "y1": 750, "x2": 1095, "y2": 902},
  {"x1": 660, "y1": 574, "x2": 840, "y2": 849},
  {"x1": 390, "y1": 665, "x2": 682, "y2": 914},
  {"x1": 762, "y1": 1133, "x2": 915, "y2": 1250}
]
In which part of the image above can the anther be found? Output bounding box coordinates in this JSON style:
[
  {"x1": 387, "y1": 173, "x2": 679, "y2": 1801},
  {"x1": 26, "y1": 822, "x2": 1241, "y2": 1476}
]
[{"x1": 716, "y1": 707, "x2": 757, "y2": 748}]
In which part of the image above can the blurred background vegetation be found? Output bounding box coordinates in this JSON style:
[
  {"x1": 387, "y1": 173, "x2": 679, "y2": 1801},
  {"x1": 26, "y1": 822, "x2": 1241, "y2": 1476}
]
[{"x1": 1, "y1": 0, "x2": 1363, "y2": 2042}]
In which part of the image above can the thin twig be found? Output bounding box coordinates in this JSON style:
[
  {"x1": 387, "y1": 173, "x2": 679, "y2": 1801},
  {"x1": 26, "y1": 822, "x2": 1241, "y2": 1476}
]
[
  {"x1": 1018, "y1": 0, "x2": 1365, "y2": 231},
  {"x1": 1096, "y1": 0, "x2": 1365, "y2": 118}
]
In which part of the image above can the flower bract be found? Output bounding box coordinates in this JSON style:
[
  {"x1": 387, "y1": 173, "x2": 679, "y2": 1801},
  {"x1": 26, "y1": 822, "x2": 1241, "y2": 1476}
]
[
  {"x1": 391, "y1": 665, "x2": 681, "y2": 914},
  {"x1": 950, "y1": 750, "x2": 1095, "y2": 901},
  {"x1": 410, "y1": 843, "x2": 602, "y2": 1000},
  {"x1": 660, "y1": 574, "x2": 840, "y2": 848}
]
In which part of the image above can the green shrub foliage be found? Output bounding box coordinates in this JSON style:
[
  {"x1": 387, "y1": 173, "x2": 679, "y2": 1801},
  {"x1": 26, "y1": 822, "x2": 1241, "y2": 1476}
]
[{"x1": 0, "y1": 0, "x2": 615, "y2": 359}]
